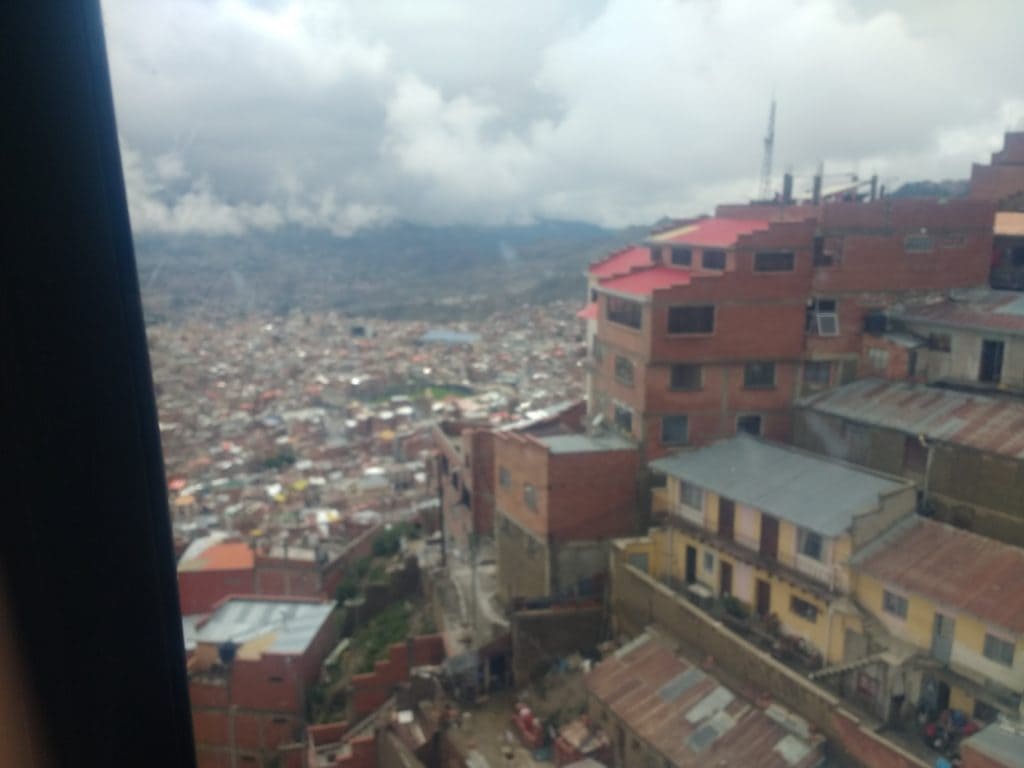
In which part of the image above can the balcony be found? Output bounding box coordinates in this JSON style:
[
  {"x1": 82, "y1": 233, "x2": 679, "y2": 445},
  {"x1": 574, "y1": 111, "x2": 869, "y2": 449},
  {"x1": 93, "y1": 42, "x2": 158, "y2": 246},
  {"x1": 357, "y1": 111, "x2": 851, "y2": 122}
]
[
  {"x1": 729, "y1": 534, "x2": 835, "y2": 589},
  {"x1": 671, "y1": 502, "x2": 704, "y2": 527}
]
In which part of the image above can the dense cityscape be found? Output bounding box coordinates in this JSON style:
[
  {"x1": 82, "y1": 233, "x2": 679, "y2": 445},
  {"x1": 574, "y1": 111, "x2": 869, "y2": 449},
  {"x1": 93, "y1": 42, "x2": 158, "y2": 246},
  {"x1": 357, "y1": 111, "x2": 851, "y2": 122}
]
[{"x1": 151, "y1": 134, "x2": 1024, "y2": 768}]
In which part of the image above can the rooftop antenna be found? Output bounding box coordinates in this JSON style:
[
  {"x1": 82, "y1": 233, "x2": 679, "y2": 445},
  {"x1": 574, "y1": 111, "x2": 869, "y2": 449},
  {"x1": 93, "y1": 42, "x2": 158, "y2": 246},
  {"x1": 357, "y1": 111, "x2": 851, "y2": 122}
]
[{"x1": 759, "y1": 96, "x2": 776, "y2": 201}]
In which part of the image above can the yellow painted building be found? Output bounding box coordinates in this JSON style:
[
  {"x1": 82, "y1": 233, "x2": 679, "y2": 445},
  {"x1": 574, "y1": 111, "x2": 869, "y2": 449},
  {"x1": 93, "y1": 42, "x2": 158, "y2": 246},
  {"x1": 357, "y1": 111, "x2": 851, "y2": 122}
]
[
  {"x1": 645, "y1": 436, "x2": 917, "y2": 665},
  {"x1": 851, "y1": 516, "x2": 1024, "y2": 719}
]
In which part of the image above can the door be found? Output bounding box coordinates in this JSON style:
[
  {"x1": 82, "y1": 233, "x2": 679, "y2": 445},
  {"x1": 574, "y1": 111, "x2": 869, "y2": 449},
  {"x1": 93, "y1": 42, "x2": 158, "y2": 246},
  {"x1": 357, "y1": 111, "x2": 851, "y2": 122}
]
[
  {"x1": 756, "y1": 579, "x2": 771, "y2": 617},
  {"x1": 718, "y1": 498, "x2": 735, "y2": 540},
  {"x1": 720, "y1": 561, "x2": 733, "y2": 597},
  {"x1": 931, "y1": 612, "x2": 955, "y2": 663},
  {"x1": 685, "y1": 545, "x2": 697, "y2": 584},
  {"x1": 759, "y1": 515, "x2": 779, "y2": 560},
  {"x1": 979, "y1": 340, "x2": 1004, "y2": 383}
]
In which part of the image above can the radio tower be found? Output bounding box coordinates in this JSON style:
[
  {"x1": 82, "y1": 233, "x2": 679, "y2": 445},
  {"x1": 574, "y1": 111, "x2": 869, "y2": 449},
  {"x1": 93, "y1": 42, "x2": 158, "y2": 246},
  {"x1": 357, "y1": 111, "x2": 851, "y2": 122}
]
[{"x1": 759, "y1": 98, "x2": 776, "y2": 201}]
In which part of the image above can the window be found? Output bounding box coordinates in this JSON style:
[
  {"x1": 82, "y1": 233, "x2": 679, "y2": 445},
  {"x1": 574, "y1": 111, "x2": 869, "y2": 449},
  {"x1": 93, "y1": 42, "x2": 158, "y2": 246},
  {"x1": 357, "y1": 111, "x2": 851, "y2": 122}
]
[
  {"x1": 670, "y1": 363, "x2": 702, "y2": 391},
  {"x1": 868, "y1": 347, "x2": 890, "y2": 372},
  {"x1": 882, "y1": 590, "x2": 908, "y2": 619},
  {"x1": 754, "y1": 251, "x2": 795, "y2": 271},
  {"x1": 736, "y1": 414, "x2": 762, "y2": 436},
  {"x1": 812, "y1": 236, "x2": 835, "y2": 267},
  {"x1": 615, "y1": 355, "x2": 634, "y2": 385},
  {"x1": 607, "y1": 296, "x2": 642, "y2": 329},
  {"x1": 803, "y1": 361, "x2": 831, "y2": 388},
  {"x1": 703, "y1": 551, "x2": 715, "y2": 573},
  {"x1": 928, "y1": 333, "x2": 951, "y2": 352},
  {"x1": 661, "y1": 415, "x2": 688, "y2": 445},
  {"x1": 649, "y1": 245, "x2": 662, "y2": 263},
  {"x1": 904, "y1": 233, "x2": 934, "y2": 252},
  {"x1": 523, "y1": 483, "x2": 538, "y2": 511},
  {"x1": 743, "y1": 361, "x2": 775, "y2": 389},
  {"x1": 613, "y1": 403, "x2": 633, "y2": 434},
  {"x1": 806, "y1": 298, "x2": 839, "y2": 336},
  {"x1": 499, "y1": 466, "x2": 510, "y2": 488},
  {"x1": 667, "y1": 305, "x2": 715, "y2": 334},
  {"x1": 790, "y1": 596, "x2": 818, "y2": 622},
  {"x1": 702, "y1": 249, "x2": 726, "y2": 269},
  {"x1": 591, "y1": 338, "x2": 603, "y2": 363},
  {"x1": 670, "y1": 247, "x2": 692, "y2": 266},
  {"x1": 797, "y1": 529, "x2": 824, "y2": 561},
  {"x1": 679, "y1": 481, "x2": 703, "y2": 510},
  {"x1": 983, "y1": 633, "x2": 1015, "y2": 667}
]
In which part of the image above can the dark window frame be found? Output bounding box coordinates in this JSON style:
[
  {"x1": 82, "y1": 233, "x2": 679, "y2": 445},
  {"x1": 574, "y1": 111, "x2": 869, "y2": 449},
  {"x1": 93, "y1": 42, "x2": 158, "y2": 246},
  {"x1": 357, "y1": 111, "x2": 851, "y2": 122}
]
[
  {"x1": 667, "y1": 305, "x2": 715, "y2": 335},
  {"x1": 606, "y1": 296, "x2": 643, "y2": 329},
  {"x1": 790, "y1": 596, "x2": 819, "y2": 622},
  {"x1": 754, "y1": 250, "x2": 795, "y2": 272},
  {"x1": 702, "y1": 249, "x2": 726, "y2": 270},
  {"x1": 743, "y1": 361, "x2": 776, "y2": 389},
  {"x1": 882, "y1": 590, "x2": 908, "y2": 619},
  {"x1": 669, "y1": 363, "x2": 702, "y2": 391},
  {"x1": 803, "y1": 361, "x2": 831, "y2": 388},
  {"x1": 983, "y1": 633, "x2": 1015, "y2": 667},
  {"x1": 670, "y1": 247, "x2": 692, "y2": 266},
  {"x1": 736, "y1": 414, "x2": 763, "y2": 436},
  {"x1": 614, "y1": 355, "x2": 635, "y2": 386},
  {"x1": 660, "y1": 415, "x2": 689, "y2": 445}
]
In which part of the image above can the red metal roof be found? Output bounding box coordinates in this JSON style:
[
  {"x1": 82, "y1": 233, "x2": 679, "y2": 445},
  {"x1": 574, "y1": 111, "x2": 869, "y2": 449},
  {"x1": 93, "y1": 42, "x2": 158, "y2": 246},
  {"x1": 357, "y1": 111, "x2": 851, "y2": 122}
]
[
  {"x1": 589, "y1": 245, "x2": 651, "y2": 278},
  {"x1": 586, "y1": 633, "x2": 822, "y2": 767},
  {"x1": 180, "y1": 541, "x2": 255, "y2": 572},
  {"x1": 652, "y1": 217, "x2": 770, "y2": 248},
  {"x1": 854, "y1": 517, "x2": 1024, "y2": 635},
  {"x1": 576, "y1": 303, "x2": 598, "y2": 320},
  {"x1": 799, "y1": 378, "x2": 1024, "y2": 460},
  {"x1": 598, "y1": 266, "x2": 691, "y2": 297}
]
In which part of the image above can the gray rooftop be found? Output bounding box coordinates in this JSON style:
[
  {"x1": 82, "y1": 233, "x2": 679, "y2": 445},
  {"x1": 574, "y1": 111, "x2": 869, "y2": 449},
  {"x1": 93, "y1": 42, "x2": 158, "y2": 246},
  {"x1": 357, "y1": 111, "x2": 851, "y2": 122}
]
[
  {"x1": 538, "y1": 432, "x2": 635, "y2": 454},
  {"x1": 649, "y1": 435, "x2": 908, "y2": 537},
  {"x1": 193, "y1": 598, "x2": 334, "y2": 656}
]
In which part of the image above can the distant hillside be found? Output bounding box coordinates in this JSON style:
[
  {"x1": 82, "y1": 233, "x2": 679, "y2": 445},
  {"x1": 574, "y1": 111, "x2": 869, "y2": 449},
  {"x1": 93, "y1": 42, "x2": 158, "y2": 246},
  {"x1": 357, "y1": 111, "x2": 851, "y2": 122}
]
[
  {"x1": 889, "y1": 179, "x2": 969, "y2": 199},
  {"x1": 136, "y1": 220, "x2": 645, "y2": 323}
]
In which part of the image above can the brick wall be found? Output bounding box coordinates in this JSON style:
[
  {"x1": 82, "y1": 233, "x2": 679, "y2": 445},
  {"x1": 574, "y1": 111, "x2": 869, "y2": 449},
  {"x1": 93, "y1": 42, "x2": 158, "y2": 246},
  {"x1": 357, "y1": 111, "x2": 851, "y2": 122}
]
[
  {"x1": 511, "y1": 604, "x2": 605, "y2": 684},
  {"x1": 350, "y1": 635, "x2": 446, "y2": 717},
  {"x1": 180, "y1": 568, "x2": 255, "y2": 615}
]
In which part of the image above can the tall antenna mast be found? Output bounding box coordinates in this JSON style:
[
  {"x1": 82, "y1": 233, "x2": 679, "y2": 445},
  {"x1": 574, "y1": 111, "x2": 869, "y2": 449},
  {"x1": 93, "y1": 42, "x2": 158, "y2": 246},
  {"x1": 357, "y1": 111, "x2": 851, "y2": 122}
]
[{"x1": 759, "y1": 97, "x2": 776, "y2": 201}]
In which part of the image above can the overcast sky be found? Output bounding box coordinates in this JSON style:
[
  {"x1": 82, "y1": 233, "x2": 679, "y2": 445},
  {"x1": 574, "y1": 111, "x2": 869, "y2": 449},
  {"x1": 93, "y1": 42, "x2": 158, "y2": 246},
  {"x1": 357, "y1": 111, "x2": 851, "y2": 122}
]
[{"x1": 102, "y1": 0, "x2": 1024, "y2": 237}]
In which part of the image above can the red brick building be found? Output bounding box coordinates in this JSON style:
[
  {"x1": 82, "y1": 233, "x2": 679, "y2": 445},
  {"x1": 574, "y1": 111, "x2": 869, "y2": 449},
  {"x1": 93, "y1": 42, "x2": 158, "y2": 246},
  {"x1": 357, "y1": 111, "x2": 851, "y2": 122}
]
[
  {"x1": 584, "y1": 197, "x2": 995, "y2": 460},
  {"x1": 493, "y1": 428, "x2": 640, "y2": 602},
  {"x1": 186, "y1": 596, "x2": 338, "y2": 768},
  {"x1": 178, "y1": 536, "x2": 257, "y2": 615},
  {"x1": 431, "y1": 401, "x2": 585, "y2": 556}
]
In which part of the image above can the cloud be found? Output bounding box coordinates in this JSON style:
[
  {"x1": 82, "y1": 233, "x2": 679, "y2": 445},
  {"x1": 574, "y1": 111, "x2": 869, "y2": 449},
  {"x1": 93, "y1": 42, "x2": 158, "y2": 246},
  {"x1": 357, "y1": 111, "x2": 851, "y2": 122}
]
[{"x1": 102, "y1": 0, "x2": 1024, "y2": 236}]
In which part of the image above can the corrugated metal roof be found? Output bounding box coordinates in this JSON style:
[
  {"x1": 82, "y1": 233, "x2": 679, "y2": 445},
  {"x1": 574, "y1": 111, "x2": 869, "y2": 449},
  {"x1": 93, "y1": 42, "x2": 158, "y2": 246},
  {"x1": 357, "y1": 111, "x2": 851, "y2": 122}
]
[
  {"x1": 585, "y1": 632, "x2": 821, "y2": 767},
  {"x1": 598, "y1": 266, "x2": 691, "y2": 298},
  {"x1": 799, "y1": 378, "x2": 1024, "y2": 460},
  {"x1": 962, "y1": 720, "x2": 1024, "y2": 767},
  {"x1": 589, "y1": 245, "x2": 652, "y2": 278},
  {"x1": 890, "y1": 288, "x2": 1024, "y2": 335},
  {"x1": 648, "y1": 218, "x2": 771, "y2": 248},
  {"x1": 195, "y1": 597, "x2": 334, "y2": 655},
  {"x1": 852, "y1": 517, "x2": 1024, "y2": 635},
  {"x1": 650, "y1": 435, "x2": 909, "y2": 537}
]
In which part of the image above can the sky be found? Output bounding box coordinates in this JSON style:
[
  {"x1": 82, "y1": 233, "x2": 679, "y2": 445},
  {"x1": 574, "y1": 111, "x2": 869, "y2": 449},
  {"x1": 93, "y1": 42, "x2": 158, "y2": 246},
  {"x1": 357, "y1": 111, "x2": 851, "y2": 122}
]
[{"x1": 102, "y1": 0, "x2": 1024, "y2": 238}]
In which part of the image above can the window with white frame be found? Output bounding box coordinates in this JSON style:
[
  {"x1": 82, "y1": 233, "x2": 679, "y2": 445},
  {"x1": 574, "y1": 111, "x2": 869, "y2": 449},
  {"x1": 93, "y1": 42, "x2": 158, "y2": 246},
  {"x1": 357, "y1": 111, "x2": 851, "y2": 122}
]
[
  {"x1": 806, "y1": 298, "x2": 839, "y2": 336},
  {"x1": 868, "y1": 347, "x2": 890, "y2": 372}
]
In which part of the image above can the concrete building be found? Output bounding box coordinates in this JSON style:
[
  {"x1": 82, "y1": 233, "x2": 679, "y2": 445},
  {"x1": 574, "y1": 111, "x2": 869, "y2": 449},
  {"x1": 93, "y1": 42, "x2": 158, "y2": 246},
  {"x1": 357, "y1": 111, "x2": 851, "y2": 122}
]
[
  {"x1": 795, "y1": 378, "x2": 1024, "y2": 546},
  {"x1": 186, "y1": 596, "x2": 338, "y2": 768},
  {"x1": 640, "y1": 434, "x2": 916, "y2": 664},
  {"x1": 884, "y1": 288, "x2": 1024, "y2": 393},
  {"x1": 846, "y1": 516, "x2": 1024, "y2": 724},
  {"x1": 582, "y1": 630, "x2": 824, "y2": 768},
  {"x1": 493, "y1": 429, "x2": 639, "y2": 603},
  {"x1": 583, "y1": 198, "x2": 995, "y2": 460}
]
